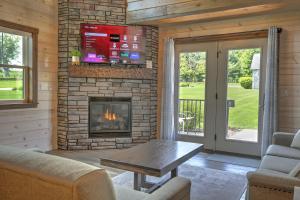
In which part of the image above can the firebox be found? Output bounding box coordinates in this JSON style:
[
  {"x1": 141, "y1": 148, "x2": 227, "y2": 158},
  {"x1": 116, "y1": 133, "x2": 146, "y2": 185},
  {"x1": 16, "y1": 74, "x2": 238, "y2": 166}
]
[{"x1": 89, "y1": 97, "x2": 132, "y2": 138}]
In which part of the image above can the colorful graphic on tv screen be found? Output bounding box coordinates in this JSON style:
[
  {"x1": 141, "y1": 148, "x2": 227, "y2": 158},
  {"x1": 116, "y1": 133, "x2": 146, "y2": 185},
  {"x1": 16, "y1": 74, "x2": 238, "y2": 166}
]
[{"x1": 81, "y1": 24, "x2": 146, "y2": 64}]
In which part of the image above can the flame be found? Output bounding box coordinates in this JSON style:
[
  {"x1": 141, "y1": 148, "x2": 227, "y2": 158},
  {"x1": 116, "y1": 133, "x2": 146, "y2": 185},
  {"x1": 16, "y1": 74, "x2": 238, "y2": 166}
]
[{"x1": 104, "y1": 109, "x2": 117, "y2": 121}]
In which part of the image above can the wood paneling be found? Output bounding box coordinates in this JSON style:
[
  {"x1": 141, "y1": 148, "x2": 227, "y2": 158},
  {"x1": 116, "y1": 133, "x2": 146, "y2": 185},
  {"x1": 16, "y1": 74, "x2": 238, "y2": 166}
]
[
  {"x1": 0, "y1": 0, "x2": 58, "y2": 150},
  {"x1": 69, "y1": 65, "x2": 153, "y2": 80},
  {"x1": 158, "y1": 11, "x2": 300, "y2": 136},
  {"x1": 127, "y1": 0, "x2": 300, "y2": 25}
]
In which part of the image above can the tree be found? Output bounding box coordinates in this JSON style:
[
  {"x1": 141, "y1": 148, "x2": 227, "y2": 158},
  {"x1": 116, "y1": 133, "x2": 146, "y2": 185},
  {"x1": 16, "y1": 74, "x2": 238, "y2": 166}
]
[
  {"x1": 179, "y1": 49, "x2": 260, "y2": 83},
  {"x1": 0, "y1": 32, "x2": 21, "y2": 77},
  {"x1": 179, "y1": 52, "x2": 206, "y2": 82},
  {"x1": 228, "y1": 48, "x2": 260, "y2": 83}
]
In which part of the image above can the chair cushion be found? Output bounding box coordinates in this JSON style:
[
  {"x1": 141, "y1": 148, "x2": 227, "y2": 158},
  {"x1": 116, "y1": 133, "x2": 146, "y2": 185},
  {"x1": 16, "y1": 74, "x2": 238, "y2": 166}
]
[
  {"x1": 266, "y1": 144, "x2": 300, "y2": 160},
  {"x1": 259, "y1": 155, "x2": 300, "y2": 174},
  {"x1": 114, "y1": 186, "x2": 149, "y2": 200},
  {"x1": 257, "y1": 169, "x2": 288, "y2": 176},
  {"x1": 291, "y1": 130, "x2": 300, "y2": 149},
  {"x1": 289, "y1": 163, "x2": 300, "y2": 178}
]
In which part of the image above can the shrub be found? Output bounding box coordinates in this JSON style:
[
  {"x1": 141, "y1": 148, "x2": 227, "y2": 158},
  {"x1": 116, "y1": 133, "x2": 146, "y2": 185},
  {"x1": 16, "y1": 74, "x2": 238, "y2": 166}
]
[
  {"x1": 239, "y1": 77, "x2": 252, "y2": 89},
  {"x1": 179, "y1": 82, "x2": 190, "y2": 87}
]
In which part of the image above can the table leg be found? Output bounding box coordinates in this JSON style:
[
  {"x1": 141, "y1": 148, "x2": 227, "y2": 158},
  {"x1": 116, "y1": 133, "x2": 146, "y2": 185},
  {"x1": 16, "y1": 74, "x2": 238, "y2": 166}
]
[
  {"x1": 171, "y1": 168, "x2": 178, "y2": 178},
  {"x1": 134, "y1": 172, "x2": 145, "y2": 191}
]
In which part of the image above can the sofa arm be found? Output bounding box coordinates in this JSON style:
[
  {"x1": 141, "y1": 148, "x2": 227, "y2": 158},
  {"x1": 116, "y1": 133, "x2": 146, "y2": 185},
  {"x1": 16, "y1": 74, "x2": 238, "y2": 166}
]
[
  {"x1": 272, "y1": 132, "x2": 295, "y2": 146},
  {"x1": 248, "y1": 171, "x2": 300, "y2": 191},
  {"x1": 145, "y1": 177, "x2": 191, "y2": 200},
  {"x1": 247, "y1": 171, "x2": 300, "y2": 200}
]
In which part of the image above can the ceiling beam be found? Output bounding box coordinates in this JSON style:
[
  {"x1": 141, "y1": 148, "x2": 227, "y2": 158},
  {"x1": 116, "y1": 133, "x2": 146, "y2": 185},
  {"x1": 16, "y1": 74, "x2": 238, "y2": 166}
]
[{"x1": 126, "y1": 0, "x2": 300, "y2": 25}]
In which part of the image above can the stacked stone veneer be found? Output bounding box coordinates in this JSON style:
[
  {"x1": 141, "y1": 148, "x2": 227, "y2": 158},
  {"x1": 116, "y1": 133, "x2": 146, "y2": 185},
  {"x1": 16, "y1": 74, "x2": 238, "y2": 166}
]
[{"x1": 58, "y1": 0, "x2": 158, "y2": 150}]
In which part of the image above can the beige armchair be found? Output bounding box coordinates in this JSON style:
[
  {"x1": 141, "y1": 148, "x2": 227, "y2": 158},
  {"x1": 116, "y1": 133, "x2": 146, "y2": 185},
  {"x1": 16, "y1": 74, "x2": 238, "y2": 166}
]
[{"x1": 247, "y1": 131, "x2": 300, "y2": 200}]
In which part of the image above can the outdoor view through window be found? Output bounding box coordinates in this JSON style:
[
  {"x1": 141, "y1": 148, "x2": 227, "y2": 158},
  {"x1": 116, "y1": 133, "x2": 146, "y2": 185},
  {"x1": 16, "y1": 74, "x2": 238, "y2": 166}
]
[
  {"x1": 178, "y1": 51, "x2": 206, "y2": 137},
  {"x1": 0, "y1": 27, "x2": 32, "y2": 101},
  {"x1": 178, "y1": 48, "x2": 260, "y2": 142},
  {"x1": 226, "y1": 48, "x2": 261, "y2": 142}
]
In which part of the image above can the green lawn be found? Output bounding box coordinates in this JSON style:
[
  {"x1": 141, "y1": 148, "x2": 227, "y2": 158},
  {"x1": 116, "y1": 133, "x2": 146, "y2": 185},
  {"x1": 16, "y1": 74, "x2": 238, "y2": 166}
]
[
  {"x1": 179, "y1": 82, "x2": 259, "y2": 129},
  {"x1": 0, "y1": 80, "x2": 23, "y2": 100}
]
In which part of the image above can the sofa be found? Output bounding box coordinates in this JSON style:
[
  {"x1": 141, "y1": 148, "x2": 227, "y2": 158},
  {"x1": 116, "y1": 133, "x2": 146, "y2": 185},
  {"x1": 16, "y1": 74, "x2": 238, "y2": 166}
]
[
  {"x1": 247, "y1": 132, "x2": 300, "y2": 200},
  {"x1": 0, "y1": 145, "x2": 191, "y2": 200}
]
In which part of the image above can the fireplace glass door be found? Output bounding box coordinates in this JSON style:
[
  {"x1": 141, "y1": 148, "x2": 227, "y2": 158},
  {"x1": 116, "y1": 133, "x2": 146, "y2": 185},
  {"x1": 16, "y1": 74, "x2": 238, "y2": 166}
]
[{"x1": 89, "y1": 97, "x2": 131, "y2": 137}]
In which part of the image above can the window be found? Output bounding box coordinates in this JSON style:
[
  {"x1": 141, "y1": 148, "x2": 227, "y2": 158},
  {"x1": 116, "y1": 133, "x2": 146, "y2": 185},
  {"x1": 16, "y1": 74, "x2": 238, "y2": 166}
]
[{"x1": 0, "y1": 20, "x2": 38, "y2": 109}]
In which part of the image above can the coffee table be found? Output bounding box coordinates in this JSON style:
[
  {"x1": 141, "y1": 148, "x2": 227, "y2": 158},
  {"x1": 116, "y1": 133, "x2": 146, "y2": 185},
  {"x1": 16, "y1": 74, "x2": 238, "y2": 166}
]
[{"x1": 99, "y1": 140, "x2": 203, "y2": 192}]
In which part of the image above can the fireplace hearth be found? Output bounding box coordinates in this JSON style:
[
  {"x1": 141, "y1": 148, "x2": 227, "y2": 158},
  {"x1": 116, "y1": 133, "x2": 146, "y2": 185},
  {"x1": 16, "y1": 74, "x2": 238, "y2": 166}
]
[{"x1": 89, "y1": 97, "x2": 132, "y2": 138}]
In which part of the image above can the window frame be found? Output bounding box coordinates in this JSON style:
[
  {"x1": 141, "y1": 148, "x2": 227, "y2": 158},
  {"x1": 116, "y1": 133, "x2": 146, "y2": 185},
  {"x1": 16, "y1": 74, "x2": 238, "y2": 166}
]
[{"x1": 0, "y1": 19, "x2": 38, "y2": 110}]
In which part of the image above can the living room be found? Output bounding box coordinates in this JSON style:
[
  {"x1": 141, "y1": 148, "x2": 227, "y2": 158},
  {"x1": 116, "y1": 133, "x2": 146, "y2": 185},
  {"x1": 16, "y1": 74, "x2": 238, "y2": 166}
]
[{"x1": 1, "y1": 0, "x2": 300, "y2": 200}]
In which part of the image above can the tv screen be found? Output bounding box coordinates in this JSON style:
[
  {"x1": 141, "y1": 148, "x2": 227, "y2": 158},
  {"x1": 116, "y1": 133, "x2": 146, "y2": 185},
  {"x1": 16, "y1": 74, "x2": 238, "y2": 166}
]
[{"x1": 80, "y1": 24, "x2": 146, "y2": 65}]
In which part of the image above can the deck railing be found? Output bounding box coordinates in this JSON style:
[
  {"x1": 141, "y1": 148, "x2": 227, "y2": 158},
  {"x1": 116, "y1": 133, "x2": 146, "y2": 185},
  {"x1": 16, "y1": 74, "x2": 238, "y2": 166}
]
[{"x1": 178, "y1": 99, "x2": 205, "y2": 134}]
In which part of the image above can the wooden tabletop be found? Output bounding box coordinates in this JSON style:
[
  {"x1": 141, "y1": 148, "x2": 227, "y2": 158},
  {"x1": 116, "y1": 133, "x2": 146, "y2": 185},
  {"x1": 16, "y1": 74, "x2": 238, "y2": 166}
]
[{"x1": 99, "y1": 140, "x2": 203, "y2": 177}]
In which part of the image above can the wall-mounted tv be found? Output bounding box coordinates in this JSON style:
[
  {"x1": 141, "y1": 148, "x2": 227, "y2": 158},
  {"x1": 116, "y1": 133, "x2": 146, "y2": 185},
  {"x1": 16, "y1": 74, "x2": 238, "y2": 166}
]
[{"x1": 80, "y1": 24, "x2": 146, "y2": 65}]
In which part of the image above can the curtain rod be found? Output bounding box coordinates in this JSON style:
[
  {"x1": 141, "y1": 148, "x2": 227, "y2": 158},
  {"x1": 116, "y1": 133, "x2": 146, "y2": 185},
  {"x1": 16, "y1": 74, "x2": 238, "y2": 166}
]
[{"x1": 174, "y1": 28, "x2": 282, "y2": 44}]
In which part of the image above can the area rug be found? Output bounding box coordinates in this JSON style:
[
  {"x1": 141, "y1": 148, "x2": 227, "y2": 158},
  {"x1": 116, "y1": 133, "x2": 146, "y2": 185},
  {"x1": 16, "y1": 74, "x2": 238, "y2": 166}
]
[{"x1": 113, "y1": 163, "x2": 247, "y2": 200}]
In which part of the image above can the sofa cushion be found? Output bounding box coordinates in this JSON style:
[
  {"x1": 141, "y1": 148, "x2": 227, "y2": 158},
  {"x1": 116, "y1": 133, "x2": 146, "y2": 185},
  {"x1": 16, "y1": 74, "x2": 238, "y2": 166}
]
[
  {"x1": 266, "y1": 144, "x2": 300, "y2": 160},
  {"x1": 289, "y1": 163, "x2": 300, "y2": 178},
  {"x1": 291, "y1": 130, "x2": 300, "y2": 149},
  {"x1": 115, "y1": 186, "x2": 149, "y2": 200},
  {"x1": 259, "y1": 155, "x2": 300, "y2": 174}
]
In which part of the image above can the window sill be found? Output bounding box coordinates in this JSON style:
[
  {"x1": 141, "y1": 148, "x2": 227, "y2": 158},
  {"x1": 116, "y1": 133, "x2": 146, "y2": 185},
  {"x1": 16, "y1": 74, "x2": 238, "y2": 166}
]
[{"x1": 0, "y1": 102, "x2": 38, "y2": 110}]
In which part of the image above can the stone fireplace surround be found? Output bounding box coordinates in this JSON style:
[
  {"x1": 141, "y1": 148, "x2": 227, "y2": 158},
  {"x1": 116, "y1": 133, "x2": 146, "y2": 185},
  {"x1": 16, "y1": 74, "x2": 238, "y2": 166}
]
[
  {"x1": 63, "y1": 76, "x2": 155, "y2": 150},
  {"x1": 58, "y1": 0, "x2": 158, "y2": 150}
]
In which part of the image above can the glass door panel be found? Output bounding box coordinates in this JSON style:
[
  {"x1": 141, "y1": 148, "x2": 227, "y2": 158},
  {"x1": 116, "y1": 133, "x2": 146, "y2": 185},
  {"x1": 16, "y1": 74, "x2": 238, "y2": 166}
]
[
  {"x1": 226, "y1": 48, "x2": 261, "y2": 143},
  {"x1": 175, "y1": 42, "x2": 218, "y2": 149},
  {"x1": 178, "y1": 51, "x2": 206, "y2": 137}
]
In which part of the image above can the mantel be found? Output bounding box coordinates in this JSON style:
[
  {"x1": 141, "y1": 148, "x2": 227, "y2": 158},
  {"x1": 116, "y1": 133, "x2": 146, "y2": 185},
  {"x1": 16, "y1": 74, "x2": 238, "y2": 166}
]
[{"x1": 69, "y1": 65, "x2": 152, "y2": 80}]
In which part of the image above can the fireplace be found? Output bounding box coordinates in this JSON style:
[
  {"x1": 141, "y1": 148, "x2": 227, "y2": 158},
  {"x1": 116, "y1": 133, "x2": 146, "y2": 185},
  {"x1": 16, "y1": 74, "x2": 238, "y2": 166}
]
[{"x1": 89, "y1": 97, "x2": 132, "y2": 138}]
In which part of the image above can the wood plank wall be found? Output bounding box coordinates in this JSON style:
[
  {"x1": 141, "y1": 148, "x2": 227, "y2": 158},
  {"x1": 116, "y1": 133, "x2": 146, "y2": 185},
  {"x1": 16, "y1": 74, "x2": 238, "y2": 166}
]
[
  {"x1": 158, "y1": 11, "x2": 300, "y2": 134},
  {"x1": 127, "y1": 0, "x2": 298, "y2": 25},
  {"x1": 0, "y1": 0, "x2": 58, "y2": 150}
]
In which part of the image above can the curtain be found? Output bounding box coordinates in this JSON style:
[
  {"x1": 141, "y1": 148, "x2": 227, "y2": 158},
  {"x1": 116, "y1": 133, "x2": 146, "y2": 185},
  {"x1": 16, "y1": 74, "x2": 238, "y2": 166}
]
[
  {"x1": 160, "y1": 38, "x2": 176, "y2": 140},
  {"x1": 261, "y1": 27, "x2": 279, "y2": 156}
]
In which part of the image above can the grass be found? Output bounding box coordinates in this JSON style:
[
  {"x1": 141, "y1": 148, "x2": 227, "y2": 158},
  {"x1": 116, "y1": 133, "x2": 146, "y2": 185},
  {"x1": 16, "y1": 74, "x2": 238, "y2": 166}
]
[
  {"x1": 179, "y1": 82, "x2": 259, "y2": 129},
  {"x1": 0, "y1": 80, "x2": 23, "y2": 100}
]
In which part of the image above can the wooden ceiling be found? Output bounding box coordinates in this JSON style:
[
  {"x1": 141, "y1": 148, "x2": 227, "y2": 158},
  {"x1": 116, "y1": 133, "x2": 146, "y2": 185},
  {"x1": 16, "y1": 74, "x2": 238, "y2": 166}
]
[{"x1": 127, "y1": 0, "x2": 300, "y2": 26}]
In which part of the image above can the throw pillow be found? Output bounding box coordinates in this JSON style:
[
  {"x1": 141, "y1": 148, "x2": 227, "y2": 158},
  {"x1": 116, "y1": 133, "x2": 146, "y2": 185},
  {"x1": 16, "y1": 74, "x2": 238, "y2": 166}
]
[
  {"x1": 289, "y1": 163, "x2": 300, "y2": 178},
  {"x1": 291, "y1": 130, "x2": 300, "y2": 149}
]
